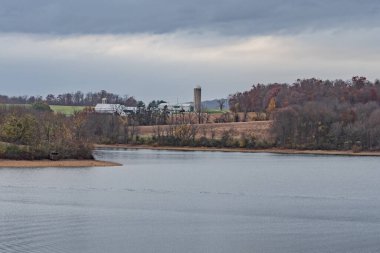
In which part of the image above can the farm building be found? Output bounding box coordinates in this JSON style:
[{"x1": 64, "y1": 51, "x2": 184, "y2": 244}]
[
  {"x1": 94, "y1": 103, "x2": 137, "y2": 116},
  {"x1": 158, "y1": 102, "x2": 193, "y2": 113},
  {"x1": 124, "y1": 107, "x2": 138, "y2": 114}
]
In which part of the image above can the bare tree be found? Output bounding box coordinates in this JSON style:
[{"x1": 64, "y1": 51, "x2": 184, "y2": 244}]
[{"x1": 217, "y1": 99, "x2": 226, "y2": 111}]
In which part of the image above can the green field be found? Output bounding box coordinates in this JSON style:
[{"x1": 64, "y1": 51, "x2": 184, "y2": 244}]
[
  {"x1": 205, "y1": 109, "x2": 229, "y2": 114},
  {"x1": 49, "y1": 105, "x2": 86, "y2": 115},
  {"x1": 0, "y1": 104, "x2": 30, "y2": 109},
  {"x1": 0, "y1": 104, "x2": 87, "y2": 115}
]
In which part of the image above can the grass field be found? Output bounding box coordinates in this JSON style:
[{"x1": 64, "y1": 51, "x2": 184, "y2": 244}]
[
  {"x1": 0, "y1": 104, "x2": 30, "y2": 109},
  {"x1": 0, "y1": 104, "x2": 86, "y2": 115},
  {"x1": 205, "y1": 109, "x2": 229, "y2": 114},
  {"x1": 49, "y1": 105, "x2": 86, "y2": 115}
]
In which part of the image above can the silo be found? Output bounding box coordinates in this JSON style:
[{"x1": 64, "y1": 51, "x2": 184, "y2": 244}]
[{"x1": 194, "y1": 86, "x2": 202, "y2": 113}]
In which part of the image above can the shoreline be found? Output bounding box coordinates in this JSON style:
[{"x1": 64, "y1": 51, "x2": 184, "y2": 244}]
[
  {"x1": 95, "y1": 144, "x2": 380, "y2": 157},
  {"x1": 0, "y1": 159, "x2": 121, "y2": 168}
]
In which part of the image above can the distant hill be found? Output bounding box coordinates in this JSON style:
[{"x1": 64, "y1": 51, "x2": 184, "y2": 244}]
[{"x1": 201, "y1": 99, "x2": 228, "y2": 110}]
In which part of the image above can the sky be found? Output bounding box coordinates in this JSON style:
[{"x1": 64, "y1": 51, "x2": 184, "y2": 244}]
[{"x1": 1, "y1": 0, "x2": 380, "y2": 102}]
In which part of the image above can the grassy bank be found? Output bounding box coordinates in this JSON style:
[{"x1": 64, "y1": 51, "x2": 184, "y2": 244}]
[
  {"x1": 0, "y1": 159, "x2": 121, "y2": 167},
  {"x1": 96, "y1": 144, "x2": 380, "y2": 157}
]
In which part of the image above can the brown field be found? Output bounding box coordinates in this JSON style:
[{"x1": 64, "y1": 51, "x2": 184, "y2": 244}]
[
  {"x1": 163, "y1": 112, "x2": 264, "y2": 125},
  {"x1": 0, "y1": 160, "x2": 121, "y2": 168},
  {"x1": 137, "y1": 121, "x2": 273, "y2": 141},
  {"x1": 207, "y1": 112, "x2": 265, "y2": 122}
]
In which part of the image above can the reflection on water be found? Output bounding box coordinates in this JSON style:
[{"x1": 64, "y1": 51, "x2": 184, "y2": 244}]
[{"x1": 0, "y1": 148, "x2": 380, "y2": 253}]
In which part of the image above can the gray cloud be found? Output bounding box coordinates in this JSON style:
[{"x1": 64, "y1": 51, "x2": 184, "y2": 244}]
[
  {"x1": 0, "y1": 0, "x2": 379, "y2": 35},
  {"x1": 0, "y1": 30, "x2": 380, "y2": 102},
  {"x1": 0, "y1": 1, "x2": 380, "y2": 102}
]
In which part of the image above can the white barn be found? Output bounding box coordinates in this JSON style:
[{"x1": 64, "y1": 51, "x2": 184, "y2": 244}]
[
  {"x1": 158, "y1": 102, "x2": 192, "y2": 112},
  {"x1": 94, "y1": 103, "x2": 137, "y2": 116}
]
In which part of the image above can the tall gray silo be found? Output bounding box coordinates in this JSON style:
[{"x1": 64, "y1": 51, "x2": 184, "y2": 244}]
[{"x1": 194, "y1": 86, "x2": 202, "y2": 113}]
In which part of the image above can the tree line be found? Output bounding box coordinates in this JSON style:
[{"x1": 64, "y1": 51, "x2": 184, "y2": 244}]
[
  {"x1": 229, "y1": 77, "x2": 380, "y2": 118},
  {"x1": 75, "y1": 111, "x2": 269, "y2": 149},
  {"x1": 0, "y1": 90, "x2": 138, "y2": 106},
  {"x1": 4, "y1": 76, "x2": 380, "y2": 156},
  {"x1": 0, "y1": 103, "x2": 93, "y2": 159},
  {"x1": 230, "y1": 77, "x2": 380, "y2": 151}
]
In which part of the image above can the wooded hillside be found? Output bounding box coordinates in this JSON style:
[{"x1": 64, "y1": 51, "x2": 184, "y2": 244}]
[{"x1": 230, "y1": 77, "x2": 380, "y2": 151}]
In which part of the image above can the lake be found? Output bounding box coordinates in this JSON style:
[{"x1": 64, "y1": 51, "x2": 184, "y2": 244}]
[{"x1": 0, "y1": 148, "x2": 380, "y2": 253}]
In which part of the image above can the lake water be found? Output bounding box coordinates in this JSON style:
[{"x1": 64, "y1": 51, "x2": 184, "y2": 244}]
[{"x1": 0, "y1": 148, "x2": 380, "y2": 253}]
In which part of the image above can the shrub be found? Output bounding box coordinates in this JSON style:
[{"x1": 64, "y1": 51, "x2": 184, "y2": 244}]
[{"x1": 31, "y1": 101, "x2": 52, "y2": 112}]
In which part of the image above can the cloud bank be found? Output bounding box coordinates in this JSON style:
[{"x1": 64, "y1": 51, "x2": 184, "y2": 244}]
[
  {"x1": 0, "y1": 0, "x2": 379, "y2": 35},
  {"x1": 0, "y1": 0, "x2": 379, "y2": 101}
]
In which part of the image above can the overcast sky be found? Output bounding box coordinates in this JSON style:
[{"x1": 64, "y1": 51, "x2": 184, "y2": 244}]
[{"x1": 1, "y1": 0, "x2": 379, "y2": 102}]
